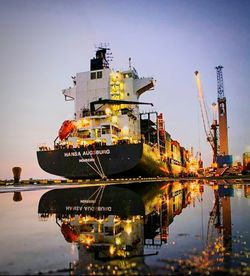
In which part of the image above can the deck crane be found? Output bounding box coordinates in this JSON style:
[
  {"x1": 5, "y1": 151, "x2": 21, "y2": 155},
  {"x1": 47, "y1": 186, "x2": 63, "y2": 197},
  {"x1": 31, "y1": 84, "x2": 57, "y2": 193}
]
[{"x1": 194, "y1": 71, "x2": 219, "y2": 164}]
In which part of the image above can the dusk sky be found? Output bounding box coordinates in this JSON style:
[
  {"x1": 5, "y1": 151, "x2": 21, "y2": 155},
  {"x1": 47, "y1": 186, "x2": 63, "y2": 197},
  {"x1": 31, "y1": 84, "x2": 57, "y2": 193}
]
[{"x1": 0, "y1": 0, "x2": 249, "y2": 179}]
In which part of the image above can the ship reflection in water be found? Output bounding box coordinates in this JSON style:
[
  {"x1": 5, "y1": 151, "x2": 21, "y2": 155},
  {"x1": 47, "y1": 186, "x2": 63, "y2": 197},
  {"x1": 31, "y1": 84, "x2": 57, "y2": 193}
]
[
  {"x1": 36, "y1": 181, "x2": 250, "y2": 275},
  {"x1": 38, "y1": 186, "x2": 150, "y2": 274}
]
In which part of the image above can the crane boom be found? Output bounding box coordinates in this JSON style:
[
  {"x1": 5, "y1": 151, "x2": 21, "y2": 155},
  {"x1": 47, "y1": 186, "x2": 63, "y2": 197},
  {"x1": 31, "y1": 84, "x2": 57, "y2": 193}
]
[
  {"x1": 195, "y1": 71, "x2": 213, "y2": 144},
  {"x1": 194, "y1": 71, "x2": 218, "y2": 163}
]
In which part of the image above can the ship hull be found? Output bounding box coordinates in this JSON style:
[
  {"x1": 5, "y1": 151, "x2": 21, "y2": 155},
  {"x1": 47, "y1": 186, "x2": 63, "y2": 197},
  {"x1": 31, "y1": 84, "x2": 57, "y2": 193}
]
[{"x1": 37, "y1": 143, "x2": 169, "y2": 179}]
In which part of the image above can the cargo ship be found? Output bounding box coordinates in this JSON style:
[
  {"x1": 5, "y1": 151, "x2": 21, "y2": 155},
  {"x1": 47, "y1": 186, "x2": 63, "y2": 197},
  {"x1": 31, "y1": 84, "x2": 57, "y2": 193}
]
[{"x1": 37, "y1": 47, "x2": 199, "y2": 179}]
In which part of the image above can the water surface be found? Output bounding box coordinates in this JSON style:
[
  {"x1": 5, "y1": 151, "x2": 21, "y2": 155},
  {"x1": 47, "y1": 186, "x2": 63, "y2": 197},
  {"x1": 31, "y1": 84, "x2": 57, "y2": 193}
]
[{"x1": 0, "y1": 180, "x2": 249, "y2": 275}]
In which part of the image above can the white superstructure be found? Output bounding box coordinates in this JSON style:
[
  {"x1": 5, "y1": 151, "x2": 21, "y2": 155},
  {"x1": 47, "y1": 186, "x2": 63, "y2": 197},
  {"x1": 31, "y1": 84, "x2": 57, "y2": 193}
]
[{"x1": 61, "y1": 48, "x2": 155, "y2": 147}]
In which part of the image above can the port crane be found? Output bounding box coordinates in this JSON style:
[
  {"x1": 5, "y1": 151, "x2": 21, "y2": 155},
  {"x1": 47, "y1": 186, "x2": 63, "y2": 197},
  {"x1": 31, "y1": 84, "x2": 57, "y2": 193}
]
[
  {"x1": 194, "y1": 71, "x2": 219, "y2": 163},
  {"x1": 215, "y1": 65, "x2": 229, "y2": 155},
  {"x1": 206, "y1": 184, "x2": 232, "y2": 258}
]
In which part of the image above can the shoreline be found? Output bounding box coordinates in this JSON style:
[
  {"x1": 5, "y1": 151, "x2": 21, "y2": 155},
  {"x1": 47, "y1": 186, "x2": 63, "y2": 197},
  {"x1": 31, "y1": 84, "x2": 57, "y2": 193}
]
[{"x1": 1, "y1": 175, "x2": 250, "y2": 187}]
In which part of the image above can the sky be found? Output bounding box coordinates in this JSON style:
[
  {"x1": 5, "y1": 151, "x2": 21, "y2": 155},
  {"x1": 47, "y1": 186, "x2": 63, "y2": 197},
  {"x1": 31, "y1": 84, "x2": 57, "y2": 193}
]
[{"x1": 0, "y1": 0, "x2": 249, "y2": 180}]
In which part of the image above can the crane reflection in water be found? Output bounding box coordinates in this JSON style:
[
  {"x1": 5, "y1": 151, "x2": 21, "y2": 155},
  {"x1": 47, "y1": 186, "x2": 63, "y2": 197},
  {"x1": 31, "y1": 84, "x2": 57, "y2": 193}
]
[{"x1": 37, "y1": 181, "x2": 236, "y2": 275}]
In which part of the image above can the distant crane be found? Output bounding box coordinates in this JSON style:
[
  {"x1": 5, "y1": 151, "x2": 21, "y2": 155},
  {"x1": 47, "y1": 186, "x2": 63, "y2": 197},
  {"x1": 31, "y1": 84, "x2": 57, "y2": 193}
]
[
  {"x1": 216, "y1": 65, "x2": 229, "y2": 155},
  {"x1": 207, "y1": 187, "x2": 232, "y2": 254},
  {"x1": 194, "y1": 71, "x2": 219, "y2": 163}
]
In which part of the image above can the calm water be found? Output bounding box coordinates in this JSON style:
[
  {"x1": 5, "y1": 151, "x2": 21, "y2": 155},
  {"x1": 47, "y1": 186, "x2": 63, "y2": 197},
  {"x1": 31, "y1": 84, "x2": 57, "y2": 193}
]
[{"x1": 0, "y1": 180, "x2": 249, "y2": 275}]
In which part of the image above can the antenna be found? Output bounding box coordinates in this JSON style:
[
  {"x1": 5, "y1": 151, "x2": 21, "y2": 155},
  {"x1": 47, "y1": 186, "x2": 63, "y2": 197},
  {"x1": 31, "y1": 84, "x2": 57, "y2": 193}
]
[
  {"x1": 94, "y1": 42, "x2": 113, "y2": 68},
  {"x1": 129, "y1": 57, "x2": 131, "y2": 70},
  {"x1": 95, "y1": 42, "x2": 110, "y2": 51},
  {"x1": 106, "y1": 49, "x2": 113, "y2": 65}
]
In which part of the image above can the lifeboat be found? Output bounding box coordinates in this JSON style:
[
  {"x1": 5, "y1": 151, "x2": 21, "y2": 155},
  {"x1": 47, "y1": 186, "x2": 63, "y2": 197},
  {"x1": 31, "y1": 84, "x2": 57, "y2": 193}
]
[
  {"x1": 61, "y1": 223, "x2": 79, "y2": 243},
  {"x1": 58, "y1": 120, "x2": 75, "y2": 140}
]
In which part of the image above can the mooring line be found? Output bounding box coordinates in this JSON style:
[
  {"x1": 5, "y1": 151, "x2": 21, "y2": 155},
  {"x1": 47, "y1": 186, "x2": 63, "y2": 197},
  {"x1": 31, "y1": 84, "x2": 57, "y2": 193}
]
[
  {"x1": 86, "y1": 145, "x2": 104, "y2": 178},
  {"x1": 98, "y1": 185, "x2": 106, "y2": 207},
  {"x1": 72, "y1": 147, "x2": 103, "y2": 178},
  {"x1": 79, "y1": 186, "x2": 103, "y2": 210},
  {"x1": 92, "y1": 186, "x2": 104, "y2": 207},
  {"x1": 95, "y1": 152, "x2": 106, "y2": 179}
]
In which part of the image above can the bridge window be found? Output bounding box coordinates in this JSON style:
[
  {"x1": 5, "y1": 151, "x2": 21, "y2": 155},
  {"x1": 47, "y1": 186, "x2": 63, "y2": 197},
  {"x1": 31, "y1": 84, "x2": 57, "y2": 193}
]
[
  {"x1": 97, "y1": 71, "x2": 102, "y2": 79},
  {"x1": 102, "y1": 125, "x2": 110, "y2": 134},
  {"x1": 90, "y1": 72, "x2": 96, "y2": 79}
]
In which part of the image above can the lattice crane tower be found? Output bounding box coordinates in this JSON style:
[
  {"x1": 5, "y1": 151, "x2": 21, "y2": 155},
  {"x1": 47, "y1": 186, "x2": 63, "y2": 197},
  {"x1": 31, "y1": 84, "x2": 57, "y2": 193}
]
[{"x1": 216, "y1": 65, "x2": 229, "y2": 155}]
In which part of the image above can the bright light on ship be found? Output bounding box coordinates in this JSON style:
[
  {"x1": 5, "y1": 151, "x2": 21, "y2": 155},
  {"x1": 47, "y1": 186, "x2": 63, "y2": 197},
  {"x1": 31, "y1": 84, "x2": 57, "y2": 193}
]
[
  {"x1": 109, "y1": 245, "x2": 115, "y2": 255},
  {"x1": 111, "y1": 116, "x2": 118, "y2": 124},
  {"x1": 122, "y1": 126, "x2": 129, "y2": 135},
  {"x1": 125, "y1": 224, "x2": 132, "y2": 235},
  {"x1": 105, "y1": 108, "x2": 112, "y2": 115},
  {"x1": 85, "y1": 235, "x2": 94, "y2": 245},
  {"x1": 115, "y1": 237, "x2": 121, "y2": 245},
  {"x1": 119, "y1": 82, "x2": 124, "y2": 90}
]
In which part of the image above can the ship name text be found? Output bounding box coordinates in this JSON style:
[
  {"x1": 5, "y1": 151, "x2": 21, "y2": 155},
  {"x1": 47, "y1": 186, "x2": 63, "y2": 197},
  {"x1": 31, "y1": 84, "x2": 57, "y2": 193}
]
[
  {"x1": 65, "y1": 205, "x2": 112, "y2": 212},
  {"x1": 64, "y1": 149, "x2": 110, "y2": 157}
]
